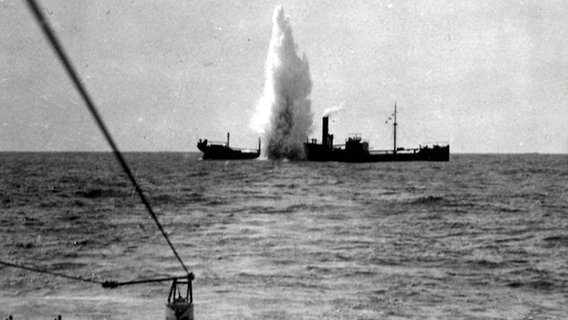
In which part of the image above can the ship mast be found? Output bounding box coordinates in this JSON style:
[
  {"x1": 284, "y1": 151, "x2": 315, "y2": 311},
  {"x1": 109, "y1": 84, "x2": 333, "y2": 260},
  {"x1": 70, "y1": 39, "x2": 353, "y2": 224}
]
[{"x1": 393, "y1": 102, "x2": 397, "y2": 154}]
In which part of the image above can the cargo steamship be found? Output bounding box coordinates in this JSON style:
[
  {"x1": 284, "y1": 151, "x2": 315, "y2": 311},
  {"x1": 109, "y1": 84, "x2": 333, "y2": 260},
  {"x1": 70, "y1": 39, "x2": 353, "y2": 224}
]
[{"x1": 304, "y1": 104, "x2": 450, "y2": 162}]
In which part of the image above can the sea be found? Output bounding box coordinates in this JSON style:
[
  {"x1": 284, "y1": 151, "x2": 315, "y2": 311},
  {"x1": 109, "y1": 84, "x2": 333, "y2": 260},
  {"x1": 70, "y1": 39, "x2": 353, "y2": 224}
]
[{"x1": 1, "y1": 152, "x2": 567, "y2": 320}]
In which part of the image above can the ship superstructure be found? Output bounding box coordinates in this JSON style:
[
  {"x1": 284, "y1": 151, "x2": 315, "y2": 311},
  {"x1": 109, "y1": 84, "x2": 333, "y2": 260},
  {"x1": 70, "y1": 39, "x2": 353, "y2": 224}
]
[{"x1": 304, "y1": 104, "x2": 449, "y2": 162}]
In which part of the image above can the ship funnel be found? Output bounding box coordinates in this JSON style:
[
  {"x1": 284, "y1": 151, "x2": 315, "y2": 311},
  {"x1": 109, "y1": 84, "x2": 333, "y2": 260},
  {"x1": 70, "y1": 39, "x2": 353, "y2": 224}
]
[{"x1": 322, "y1": 116, "x2": 329, "y2": 147}]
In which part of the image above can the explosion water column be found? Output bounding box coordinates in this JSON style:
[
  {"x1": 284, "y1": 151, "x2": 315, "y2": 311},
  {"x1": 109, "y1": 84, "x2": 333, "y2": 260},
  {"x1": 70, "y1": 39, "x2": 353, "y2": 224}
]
[{"x1": 251, "y1": 6, "x2": 313, "y2": 160}]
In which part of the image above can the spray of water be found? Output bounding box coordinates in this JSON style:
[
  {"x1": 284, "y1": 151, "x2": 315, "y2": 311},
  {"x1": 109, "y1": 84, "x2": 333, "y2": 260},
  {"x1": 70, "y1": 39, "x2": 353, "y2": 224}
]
[{"x1": 251, "y1": 6, "x2": 313, "y2": 160}]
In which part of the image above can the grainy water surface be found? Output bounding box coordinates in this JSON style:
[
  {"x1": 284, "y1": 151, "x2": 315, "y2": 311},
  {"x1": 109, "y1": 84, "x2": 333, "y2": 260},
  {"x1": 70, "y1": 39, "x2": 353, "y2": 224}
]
[{"x1": 1, "y1": 152, "x2": 567, "y2": 320}]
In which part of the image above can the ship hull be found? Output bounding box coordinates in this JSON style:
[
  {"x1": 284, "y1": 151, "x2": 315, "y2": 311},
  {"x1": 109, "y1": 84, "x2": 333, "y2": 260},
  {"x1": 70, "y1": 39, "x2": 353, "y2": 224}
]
[
  {"x1": 304, "y1": 143, "x2": 449, "y2": 163},
  {"x1": 197, "y1": 142, "x2": 260, "y2": 160}
]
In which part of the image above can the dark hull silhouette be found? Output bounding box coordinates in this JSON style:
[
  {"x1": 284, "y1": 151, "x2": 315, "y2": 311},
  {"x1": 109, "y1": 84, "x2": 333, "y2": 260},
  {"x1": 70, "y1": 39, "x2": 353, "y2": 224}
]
[
  {"x1": 197, "y1": 133, "x2": 260, "y2": 160},
  {"x1": 304, "y1": 141, "x2": 450, "y2": 162},
  {"x1": 304, "y1": 106, "x2": 449, "y2": 163}
]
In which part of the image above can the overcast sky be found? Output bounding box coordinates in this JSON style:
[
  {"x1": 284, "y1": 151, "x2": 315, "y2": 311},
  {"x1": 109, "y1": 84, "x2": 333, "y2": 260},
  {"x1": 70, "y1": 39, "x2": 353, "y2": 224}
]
[{"x1": 1, "y1": 0, "x2": 567, "y2": 153}]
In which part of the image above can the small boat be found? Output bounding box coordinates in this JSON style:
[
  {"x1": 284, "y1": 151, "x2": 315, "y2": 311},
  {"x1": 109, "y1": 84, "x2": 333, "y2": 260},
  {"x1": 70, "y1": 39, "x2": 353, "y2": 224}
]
[
  {"x1": 304, "y1": 103, "x2": 450, "y2": 162},
  {"x1": 197, "y1": 133, "x2": 261, "y2": 160}
]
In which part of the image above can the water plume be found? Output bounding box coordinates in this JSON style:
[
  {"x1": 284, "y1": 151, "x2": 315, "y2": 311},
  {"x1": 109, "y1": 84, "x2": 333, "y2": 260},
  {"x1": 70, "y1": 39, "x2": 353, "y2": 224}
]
[{"x1": 251, "y1": 6, "x2": 313, "y2": 160}]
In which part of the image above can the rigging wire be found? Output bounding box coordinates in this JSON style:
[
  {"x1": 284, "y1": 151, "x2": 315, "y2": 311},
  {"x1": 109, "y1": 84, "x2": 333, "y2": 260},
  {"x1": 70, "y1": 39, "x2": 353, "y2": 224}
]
[
  {"x1": 0, "y1": 260, "x2": 189, "y2": 288},
  {"x1": 24, "y1": 0, "x2": 190, "y2": 276},
  {"x1": 0, "y1": 260, "x2": 103, "y2": 285},
  {"x1": 102, "y1": 275, "x2": 194, "y2": 289}
]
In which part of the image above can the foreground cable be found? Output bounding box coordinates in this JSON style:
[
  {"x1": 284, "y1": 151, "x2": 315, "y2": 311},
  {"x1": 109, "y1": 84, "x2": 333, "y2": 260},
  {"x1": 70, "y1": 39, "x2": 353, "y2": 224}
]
[{"x1": 25, "y1": 0, "x2": 190, "y2": 277}]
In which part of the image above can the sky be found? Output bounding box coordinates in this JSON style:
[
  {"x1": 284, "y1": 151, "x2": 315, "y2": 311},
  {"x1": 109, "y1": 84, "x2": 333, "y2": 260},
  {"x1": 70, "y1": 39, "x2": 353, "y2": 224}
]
[{"x1": 1, "y1": 0, "x2": 567, "y2": 153}]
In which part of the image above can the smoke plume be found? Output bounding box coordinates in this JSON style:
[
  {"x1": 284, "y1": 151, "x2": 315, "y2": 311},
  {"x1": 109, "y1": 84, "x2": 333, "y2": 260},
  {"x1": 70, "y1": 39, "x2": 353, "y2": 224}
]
[
  {"x1": 323, "y1": 103, "x2": 344, "y2": 117},
  {"x1": 251, "y1": 6, "x2": 313, "y2": 160}
]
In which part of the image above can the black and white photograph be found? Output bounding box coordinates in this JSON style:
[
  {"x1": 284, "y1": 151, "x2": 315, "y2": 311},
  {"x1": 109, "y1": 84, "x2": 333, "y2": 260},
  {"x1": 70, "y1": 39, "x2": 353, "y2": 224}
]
[{"x1": 1, "y1": 1, "x2": 567, "y2": 319}]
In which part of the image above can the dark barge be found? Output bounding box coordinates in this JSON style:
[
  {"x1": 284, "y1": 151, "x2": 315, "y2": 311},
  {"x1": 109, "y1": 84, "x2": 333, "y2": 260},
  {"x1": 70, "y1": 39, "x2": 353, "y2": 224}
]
[
  {"x1": 197, "y1": 133, "x2": 261, "y2": 160},
  {"x1": 304, "y1": 104, "x2": 450, "y2": 162}
]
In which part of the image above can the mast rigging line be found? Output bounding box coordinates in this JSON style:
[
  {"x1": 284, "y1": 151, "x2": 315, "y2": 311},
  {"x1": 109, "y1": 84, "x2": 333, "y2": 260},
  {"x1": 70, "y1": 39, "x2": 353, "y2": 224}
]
[
  {"x1": 102, "y1": 275, "x2": 194, "y2": 289},
  {"x1": 0, "y1": 260, "x2": 103, "y2": 285},
  {"x1": 25, "y1": 0, "x2": 190, "y2": 276},
  {"x1": 0, "y1": 260, "x2": 189, "y2": 289}
]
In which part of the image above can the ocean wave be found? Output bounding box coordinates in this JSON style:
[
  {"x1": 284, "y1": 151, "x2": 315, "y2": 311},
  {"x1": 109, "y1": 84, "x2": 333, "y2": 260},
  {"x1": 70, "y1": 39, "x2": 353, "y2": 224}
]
[
  {"x1": 411, "y1": 195, "x2": 445, "y2": 204},
  {"x1": 74, "y1": 188, "x2": 129, "y2": 199},
  {"x1": 507, "y1": 279, "x2": 555, "y2": 290},
  {"x1": 542, "y1": 235, "x2": 568, "y2": 246}
]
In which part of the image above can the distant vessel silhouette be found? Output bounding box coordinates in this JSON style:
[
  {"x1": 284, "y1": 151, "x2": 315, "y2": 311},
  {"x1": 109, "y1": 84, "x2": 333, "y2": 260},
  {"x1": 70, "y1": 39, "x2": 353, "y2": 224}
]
[
  {"x1": 304, "y1": 104, "x2": 450, "y2": 162},
  {"x1": 197, "y1": 133, "x2": 261, "y2": 160}
]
